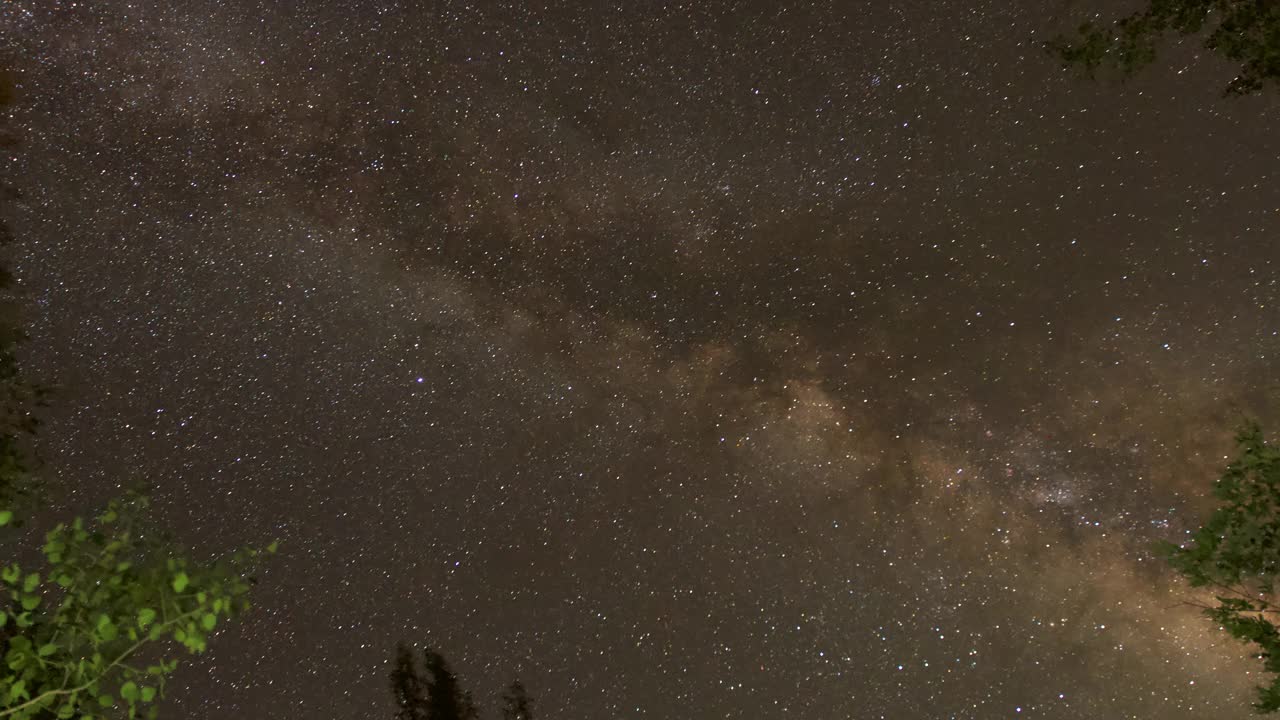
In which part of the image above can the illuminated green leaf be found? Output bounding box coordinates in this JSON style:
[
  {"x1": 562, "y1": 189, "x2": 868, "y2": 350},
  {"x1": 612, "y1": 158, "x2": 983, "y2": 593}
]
[{"x1": 120, "y1": 681, "x2": 139, "y2": 701}]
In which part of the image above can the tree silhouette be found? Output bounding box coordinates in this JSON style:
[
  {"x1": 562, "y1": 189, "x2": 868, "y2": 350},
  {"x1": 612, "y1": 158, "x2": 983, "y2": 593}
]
[
  {"x1": 390, "y1": 642, "x2": 428, "y2": 720},
  {"x1": 0, "y1": 66, "x2": 274, "y2": 720},
  {"x1": 389, "y1": 644, "x2": 534, "y2": 720},
  {"x1": 460, "y1": 690, "x2": 479, "y2": 720},
  {"x1": 500, "y1": 680, "x2": 534, "y2": 720},
  {"x1": 1157, "y1": 420, "x2": 1280, "y2": 713},
  {"x1": 1048, "y1": 0, "x2": 1280, "y2": 95},
  {"x1": 422, "y1": 649, "x2": 467, "y2": 720},
  {"x1": 0, "y1": 69, "x2": 41, "y2": 521}
]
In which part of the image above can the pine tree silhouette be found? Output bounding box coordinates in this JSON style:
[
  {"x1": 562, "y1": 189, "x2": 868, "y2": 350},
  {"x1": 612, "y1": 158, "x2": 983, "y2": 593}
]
[
  {"x1": 500, "y1": 680, "x2": 534, "y2": 720},
  {"x1": 389, "y1": 642, "x2": 428, "y2": 720},
  {"x1": 461, "y1": 690, "x2": 480, "y2": 720},
  {"x1": 423, "y1": 649, "x2": 467, "y2": 720}
]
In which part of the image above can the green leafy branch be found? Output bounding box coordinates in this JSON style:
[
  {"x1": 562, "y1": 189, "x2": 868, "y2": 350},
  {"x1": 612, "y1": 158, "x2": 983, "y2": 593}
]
[
  {"x1": 1156, "y1": 420, "x2": 1280, "y2": 713},
  {"x1": 1, "y1": 494, "x2": 278, "y2": 720},
  {"x1": 0, "y1": 62, "x2": 280, "y2": 720}
]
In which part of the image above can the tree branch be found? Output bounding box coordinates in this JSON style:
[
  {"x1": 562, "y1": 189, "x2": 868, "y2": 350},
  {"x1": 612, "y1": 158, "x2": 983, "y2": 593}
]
[{"x1": 0, "y1": 607, "x2": 201, "y2": 718}]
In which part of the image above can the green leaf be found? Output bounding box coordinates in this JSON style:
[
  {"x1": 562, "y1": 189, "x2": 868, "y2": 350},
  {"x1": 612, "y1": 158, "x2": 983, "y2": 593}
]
[
  {"x1": 38, "y1": 642, "x2": 57, "y2": 656},
  {"x1": 21, "y1": 594, "x2": 39, "y2": 610},
  {"x1": 267, "y1": 540, "x2": 279, "y2": 554},
  {"x1": 96, "y1": 614, "x2": 117, "y2": 642},
  {"x1": 98, "y1": 694, "x2": 114, "y2": 707},
  {"x1": 201, "y1": 613, "x2": 217, "y2": 631},
  {"x1": 0, "y1": 509, "x2": 11, "y2": 526},
  {"x1": 172, "y1": 572, "x2": 189, "y2": 593},
  {"x1": 8, "y1": 679, "x2": 25, "y2": 700},
  {"x1": 140, "y1": 686, "x2": 156, "y2": 703},
  {"x1": 120, "y1": 681, "x2": 138, "y2": 702},
  {"x1": 137, "y1": 608, "x2": 156, "y2": 628},
  {"x1": 23, "y1": 571, "x2": 39, "y2": 592}
]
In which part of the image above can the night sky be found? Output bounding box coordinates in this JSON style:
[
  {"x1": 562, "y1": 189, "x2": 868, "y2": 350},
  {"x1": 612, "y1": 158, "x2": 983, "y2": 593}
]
[{"x1": 4, "y1": 0, "x2": 1280, "y2": 718}]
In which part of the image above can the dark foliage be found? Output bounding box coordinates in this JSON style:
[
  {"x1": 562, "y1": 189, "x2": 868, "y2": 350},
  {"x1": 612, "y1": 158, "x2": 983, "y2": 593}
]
[
  {"x1": 390, "y1": 643, "x2": 429, "y2": 720},
  {"x1": 421, "y1": 650, "x2": 468, "y2": 720},
  {"x1": 499, "y1": 680, "x2": 534, "y2": 720},
  {"x1": 1156, "y1": 421, "x2": 1280, "y2": 712},
  {"x1": 389, "y1": 645, "x2": 536, "y2": 720},
  {"x1": 1048, "y1": 0, "x2": 1280, "y2": 95}
]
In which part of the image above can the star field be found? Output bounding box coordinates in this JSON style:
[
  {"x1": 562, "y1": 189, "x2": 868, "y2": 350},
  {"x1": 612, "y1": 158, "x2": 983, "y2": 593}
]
[{"x1": 3, "y1": 0, "x2": 1279, "y2": 718}]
